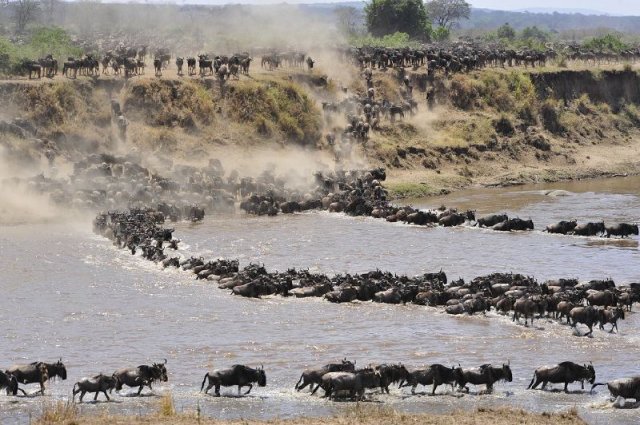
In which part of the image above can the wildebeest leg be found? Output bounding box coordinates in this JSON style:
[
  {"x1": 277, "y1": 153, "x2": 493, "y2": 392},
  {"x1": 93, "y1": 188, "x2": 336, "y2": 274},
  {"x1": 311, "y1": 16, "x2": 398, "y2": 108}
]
[
  {"x1": 564, "y1": 381, "x2": 569, "y2": 393},
  {"x1": 540, "y1": 380, "x2": 547, "y2": 390},
  {"x1": 103, "y1": 390, "x2": 110, "y2": 401},
  {"x1": 79, "y1": 391, "x2": 85, "y2": 402},
  {"x1": 244, "y1": 384, "x2": 253, "y2": 395},
  {"x1": 94, "y1": 391, "x2": 99, "y2": 401},
  {"x1": 431, "y1": 383, "x2": 438, "y2": 395},
  {"x1": 40, "y1": 381, "x2": 45, "y2": 395},
  {"x1": 215, "y1": 384, "x2": 220, "y2": 397},
  {"x1": 137, "y1": 385, "x2": 144, "y2": 395}
]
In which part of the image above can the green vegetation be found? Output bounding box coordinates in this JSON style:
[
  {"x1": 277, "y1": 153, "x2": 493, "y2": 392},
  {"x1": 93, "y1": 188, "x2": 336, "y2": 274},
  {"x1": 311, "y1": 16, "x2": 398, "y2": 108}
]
[
  {"x1": 348, "y1": 32, "x2": 419, "y2": 48},
  {"x1": 364, "y1": 0, "x2": 431, "y2": 40},
  {"x1": 583, "y1": 33, "x2": 629, "y2": 53},
  {"x1": 385, "y1": 181, "x2": 437, "y2": 198},
  {"x1": 0, "y1": 26, "x2": 82, "y2": 76}
]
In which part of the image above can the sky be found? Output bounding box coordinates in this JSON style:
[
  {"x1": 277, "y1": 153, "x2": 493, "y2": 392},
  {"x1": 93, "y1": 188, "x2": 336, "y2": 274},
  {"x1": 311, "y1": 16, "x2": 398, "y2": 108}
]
[{"x1": 179, "y1": 0, "x2": 640, "y2": 16}]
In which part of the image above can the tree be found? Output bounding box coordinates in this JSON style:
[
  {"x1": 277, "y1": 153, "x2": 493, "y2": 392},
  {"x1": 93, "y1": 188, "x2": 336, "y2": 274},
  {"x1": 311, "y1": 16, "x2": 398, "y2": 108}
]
[
  {"x1": 365, "y1": 0, "x2": 430, "y2": 40},
  {"x1": 334, "y1": 6, "x2": 361, "y2": 36},
  {"x1": 14, "y1": 0, "x2": 40, "y2": 33},
  {"x1": 520, "y1": 26, "x2": 549, "y2": 43},
  {"x1": 425, "y1": 0, "x2": 470, "y2": 30},
  {"x1": 497, "y1": 23, "x2": 516, "y2": 41}
]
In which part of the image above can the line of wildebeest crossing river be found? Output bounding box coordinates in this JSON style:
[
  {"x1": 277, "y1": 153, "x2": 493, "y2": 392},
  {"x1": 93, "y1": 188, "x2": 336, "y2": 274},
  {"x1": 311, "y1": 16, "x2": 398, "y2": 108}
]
[{"x1": 2, "y1": 358, "x2": 640, "y2": 407}]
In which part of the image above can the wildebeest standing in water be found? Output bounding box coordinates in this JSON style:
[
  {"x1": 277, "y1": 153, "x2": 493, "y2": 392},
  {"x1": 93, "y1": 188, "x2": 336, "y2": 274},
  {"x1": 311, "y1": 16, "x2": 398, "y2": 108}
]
[
  {"x1": 72, "y1": 374, "x2": 119, "y2": 402},
  {"x1": 528, "y1": 361, "x2": 596, "y2": 392},
  {"x1": 295, "y1": 359, "x2": 355, "y2": 392},
  {"x1": 201, "y1": 364, "x2": 266, "y2": 396},
  {"x1": 7, "y1": 359, "x2": 67, "y2": 395},
  {"x1": 113, "y1": 359, "x2": 168, "y2": 395},
  {"x1": 455, "y1": 363, "x2": 513, "y2": 393},
  {"x1": 591, "y1": 376, "x2": 640, "y2": 406}
]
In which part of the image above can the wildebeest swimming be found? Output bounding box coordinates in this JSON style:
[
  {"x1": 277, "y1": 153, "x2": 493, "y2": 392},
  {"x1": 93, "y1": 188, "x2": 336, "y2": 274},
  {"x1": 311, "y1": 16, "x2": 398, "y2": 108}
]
[
  {"x1": 72, "y1": 374, "x2": 119, "y2": 402},
  {"x1": 529, "y1": 362, "x2": 596, "y2": 392},
  {"x1": 454, "y1": 363, "x2": 513, "y2": 393},
  {"x1": 200, "y1": 364, "x2": 266, "y2": 396},
  {"x1": 7, "y1": 359, "x2": 67, "y2": 395},
  {"x1": 400, "y1": 363, "x2": 459, "y2": 395},
  {"x1": 592, "y1": 376, "x2": 640, "y2": 404},
  {"x1": 113, "y1": 359, "x2": 168, "y2": 395}
]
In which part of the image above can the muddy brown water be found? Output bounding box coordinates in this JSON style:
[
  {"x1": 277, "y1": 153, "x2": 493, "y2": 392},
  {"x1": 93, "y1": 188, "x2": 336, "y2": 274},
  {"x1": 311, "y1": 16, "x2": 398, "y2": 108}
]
[{"x1": 1, "y1": 176, "x2": 639, "y2": 424}]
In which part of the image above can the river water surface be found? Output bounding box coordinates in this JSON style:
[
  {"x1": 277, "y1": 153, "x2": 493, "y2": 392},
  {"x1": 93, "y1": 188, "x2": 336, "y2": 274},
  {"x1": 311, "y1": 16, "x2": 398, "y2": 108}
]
[{"x1": 1, "y1": 176, "x2": 639, "y2": 424}]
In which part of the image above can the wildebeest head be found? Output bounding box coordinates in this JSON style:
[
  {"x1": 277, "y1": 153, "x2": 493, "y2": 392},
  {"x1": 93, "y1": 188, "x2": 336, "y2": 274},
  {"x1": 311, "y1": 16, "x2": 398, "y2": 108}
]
[
  {"x1": 48, "y1": 359, "x2": 67, "y2": 380},
  {"x1": 257, "y1": 366, "x2": 267, "y2": 387},
  {"x1": 501, "y1": 362, "x2": 513, "y2": 382},
  {"x1": 341, "y1": 358, "x2": 356, "y2": 372},
  {"x1": 585, "y1": 363, "x2": 596, "y2": 384},
  {"x1": 152, "y1": 359, "x2": 168, "y2": 382}
]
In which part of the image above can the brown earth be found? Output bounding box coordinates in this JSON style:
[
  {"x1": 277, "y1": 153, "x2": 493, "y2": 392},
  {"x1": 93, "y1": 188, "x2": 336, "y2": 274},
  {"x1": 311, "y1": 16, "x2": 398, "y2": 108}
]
[{"x1": 2, "y1": 62, "x2": 640, "y2": 198}]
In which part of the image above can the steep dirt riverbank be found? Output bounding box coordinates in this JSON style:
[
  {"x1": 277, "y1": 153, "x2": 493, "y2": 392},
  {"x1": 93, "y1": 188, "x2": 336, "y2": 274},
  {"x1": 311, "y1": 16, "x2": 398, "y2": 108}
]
[{"x1": 2, "y1": 65, "x2": 640, "y2": 200}]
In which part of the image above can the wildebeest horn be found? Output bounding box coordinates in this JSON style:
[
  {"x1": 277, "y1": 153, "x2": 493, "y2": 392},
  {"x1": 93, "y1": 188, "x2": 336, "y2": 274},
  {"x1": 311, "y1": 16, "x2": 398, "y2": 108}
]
[
  {"x1": 261, "y1": 364, "x2": 264, "y2": 370},
  {"x1": 163, "y1": 358, "x2": 167, "y2": 365}
]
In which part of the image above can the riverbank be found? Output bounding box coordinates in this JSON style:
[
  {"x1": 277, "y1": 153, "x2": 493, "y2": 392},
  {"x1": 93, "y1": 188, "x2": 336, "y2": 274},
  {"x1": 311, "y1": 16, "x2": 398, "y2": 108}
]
[{"x1": 37, "y1": 402, "x2": 587, "y2": 425}]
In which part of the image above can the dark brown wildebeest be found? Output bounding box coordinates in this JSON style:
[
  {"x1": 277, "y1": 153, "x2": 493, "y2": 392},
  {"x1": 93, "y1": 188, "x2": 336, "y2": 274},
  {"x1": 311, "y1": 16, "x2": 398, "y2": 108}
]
[
  {"x1": 113, "y1": 359, "x2": 168, "y2": 395},
  {"x1": 512, "y1": 297, "x2": 539, "y2": 326},
  {"x1": 201, "y1": 364, "x2": 266, "y2": 396},
  {"x1": 546, "y1": 220, "x2": 578, "y2": 234},
  {"x1": 477, "y1": 213, "x2": 508, "y2": 228},
  {"x1": 176, "y1": 57, "x2": 184, "y2": 76},
  {"x1": 528, "y1": 361, "x2": 595, "y2": 392},
  {"x1": 400, "y1": 364, "x2": 458, "y2": 395},
  {"x1": 455, "y1": 363, "x2": 513, "y2": 393},
  {"x1": 187, "y1": 57, "x2": 196, "y2": 75},
  {"x1": 154, "y1": 58, "x2": 162, "y2": 77},
  {"x1": 8, "y1": 360, "x2": 67, "y2": 395},
  {"x1": 313, "y1": 368, "x2": 381, "y2": 401},
  {"x1": 373, "y1": 363, "x2": 410, "y2": 393},
  {"x1": 591, "y1": 376, "x2": 640, "y2": 403},
  {"x1": 295, "y1": 359, "x2": 356, "y2": 392},
  {"x1": 72, "y1": 374, "x2": 119, "y2": 402},
  {"x1": 587, "y1": 290, "x2": 617, "y2": 308},
  {"x1": 569, "y1": 306, "x2": 600, "y2": 336},
  {"x1": 598, "y1": 307, "x2": 625, "y2": 333},
  {"x1": 605, "y1": 223, "x2": 639, "y2": 238},
  {"x1": 571, "y1": 221, "x2": 605, "y2": 237}
]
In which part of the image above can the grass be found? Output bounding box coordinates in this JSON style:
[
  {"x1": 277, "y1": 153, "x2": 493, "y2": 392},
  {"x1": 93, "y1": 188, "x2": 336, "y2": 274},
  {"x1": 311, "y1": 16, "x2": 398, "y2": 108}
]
[
  {"x1": 385, "y1": 181, "x2": 437, "y2": 199},
  {"x1": 34, "y1": 406, "x2": 587, "y2": 425}
]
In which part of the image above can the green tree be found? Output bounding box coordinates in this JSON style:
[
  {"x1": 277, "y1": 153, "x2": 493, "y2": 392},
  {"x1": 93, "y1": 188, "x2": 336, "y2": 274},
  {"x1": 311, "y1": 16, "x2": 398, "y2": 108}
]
[
  {"x1": 425, "y1": 0, "x2": 470, "y2": 30},
  {"x1": 365, "y1": 0, "x2": 431, "y2": 40},
  {"x1": 497, "y1": 23, "x2": 516, "y2": 40},
  {"x1": 520, "y1": 26, "x2": 549, "y2": 43},
  {"x1": 432, "y1": 26, "x2": 450, "y2": 42}
]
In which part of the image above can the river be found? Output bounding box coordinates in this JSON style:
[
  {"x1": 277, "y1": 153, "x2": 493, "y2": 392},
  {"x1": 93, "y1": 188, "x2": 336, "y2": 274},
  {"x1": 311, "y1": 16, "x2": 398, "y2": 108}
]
[{"x1": 1, "y1": 176, "x2": 639, "y2": 424}]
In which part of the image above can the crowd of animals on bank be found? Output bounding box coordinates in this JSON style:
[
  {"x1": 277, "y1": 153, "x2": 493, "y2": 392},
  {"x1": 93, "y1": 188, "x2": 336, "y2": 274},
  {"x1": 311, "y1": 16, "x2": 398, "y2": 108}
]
[
  {"x1": 10, "y1": 37, "x2": 640, "y2": 80},
  {"x1": 1, "y1": 358, "x2": 639, "y2": 407},
  {"x1": 93, "y1": 202, "x2": 638, "y2": 338}
]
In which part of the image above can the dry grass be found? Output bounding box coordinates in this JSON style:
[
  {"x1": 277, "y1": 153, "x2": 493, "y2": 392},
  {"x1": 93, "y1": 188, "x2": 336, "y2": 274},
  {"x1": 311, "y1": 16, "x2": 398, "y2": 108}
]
[{"x1": 35, "y1": 406, "x2": 586, "y2": 425}]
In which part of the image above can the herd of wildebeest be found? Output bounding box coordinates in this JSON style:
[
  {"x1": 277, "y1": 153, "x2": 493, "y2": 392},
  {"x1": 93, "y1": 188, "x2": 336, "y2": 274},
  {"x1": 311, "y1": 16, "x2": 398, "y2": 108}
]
[
  {"x1": 1, "y1": 358, "x2": 640, "y2": 406},
  {"x1": 12, "y1": 38, "x2": 640, "y2": 80}
]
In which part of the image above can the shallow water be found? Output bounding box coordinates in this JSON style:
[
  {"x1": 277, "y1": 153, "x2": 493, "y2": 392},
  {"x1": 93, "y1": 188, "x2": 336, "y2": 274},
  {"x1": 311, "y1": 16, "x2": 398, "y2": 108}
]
[{"x1": 1, "y1": 176, "x2": 640, "y2": 424}]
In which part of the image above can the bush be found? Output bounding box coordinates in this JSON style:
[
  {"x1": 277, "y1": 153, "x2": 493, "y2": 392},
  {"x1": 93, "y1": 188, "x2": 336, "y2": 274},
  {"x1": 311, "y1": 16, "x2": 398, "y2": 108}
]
[{"x1": 540, "y1": 100, "x2": 565, "y2": 134}]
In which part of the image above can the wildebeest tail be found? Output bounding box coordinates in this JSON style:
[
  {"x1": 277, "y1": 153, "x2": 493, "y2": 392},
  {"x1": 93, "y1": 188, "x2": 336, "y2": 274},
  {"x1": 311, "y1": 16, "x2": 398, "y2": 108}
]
[
  {"x1": 200, "y1": 373, "x2": 209, "y2": 392},
  {"x1": 72, "y1": 382, "x2": 78, "y2": 400}
]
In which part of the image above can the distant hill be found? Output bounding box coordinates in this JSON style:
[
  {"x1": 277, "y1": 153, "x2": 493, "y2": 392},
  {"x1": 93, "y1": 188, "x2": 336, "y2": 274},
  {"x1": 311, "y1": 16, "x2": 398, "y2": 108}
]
[
  {"x1": 458, "y1": 8, "x2": 640, "y2": 33},
  {"x1": 514, "y1": 8, "x2": 612, "y2": 16}
]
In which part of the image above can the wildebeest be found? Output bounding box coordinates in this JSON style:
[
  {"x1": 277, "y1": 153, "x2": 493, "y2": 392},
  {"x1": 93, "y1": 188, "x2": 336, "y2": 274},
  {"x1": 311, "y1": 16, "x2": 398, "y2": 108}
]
[
  {"x1": 72, "y1": 374, "x2": 119, "y2": 402},
  {"x1": 591, "y1": 376, "x2": 640, "y2": 404},
  {"x1": 605, "y1": 223, "x2": 639, "y2": 238},
  {"x1": 154, "y1": 58, "x2": 162, "y2": 77},
  {"x1": 373, "y1": 363, "x2": 410, "y2": 393},
  {"x1": 7, "y1": 360, "x2": 67, "y2": 395},
  {"x1": 0, "y1": 370, "x2": 18, "y2": 396},
  {"x1": 313, "y1": 368, "x2": 381, "y2": 401},
  {"x1": 401, "y1": 364, "x2": 458, "y2": 395},
  {"x1": 528, "y1": 361, "x2": 595, "y2": 392},
  {"x1": 187, "y1": 57, "x2": 196, "y2": 75},
  {"x1": 455, "y1": 363, "x2": 513, "y2": 393},
  {"x1": 569, "y1": 306, "x2": 600, "y2": 336},
  {"x1": 587, "y1": 290, "x2": 617, "y2": 308},
  {"x1": 476, "y1": 213, "x2": 508, "y2": 228},
  {"x1": 113, "y1": 359, "x2": 168, "y2": 395},
  {"x1": 571, "y1": 221, "x2": 605, "y2": 237},
  {"x1": 512, "y1": 297, "x2": 540, "y2": 326},
  {"x1": 598, "y1": 307, "x2": 625, "y2": 333},
  {"x1": 176, "y1": 57, "x2": 184, "y2": 76},
  {"x1": 201, "y1": 364, "x2": 266, "y2": 396},
  {"x1": 295, "y1": 359, "x2": 355, "y2": 392},
  {"x1": 492, "y1": 218, "x2": 534, "y2": 231},
  {"x1": 546, "y1": 220, "x2": 578, "y2": 234}
]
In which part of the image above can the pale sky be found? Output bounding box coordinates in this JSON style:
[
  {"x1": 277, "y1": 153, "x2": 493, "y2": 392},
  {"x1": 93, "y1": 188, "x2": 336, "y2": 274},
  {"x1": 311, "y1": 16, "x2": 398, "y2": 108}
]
[{"x1": 178, "y1": 1, "x2": 640, "y2": 16}]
